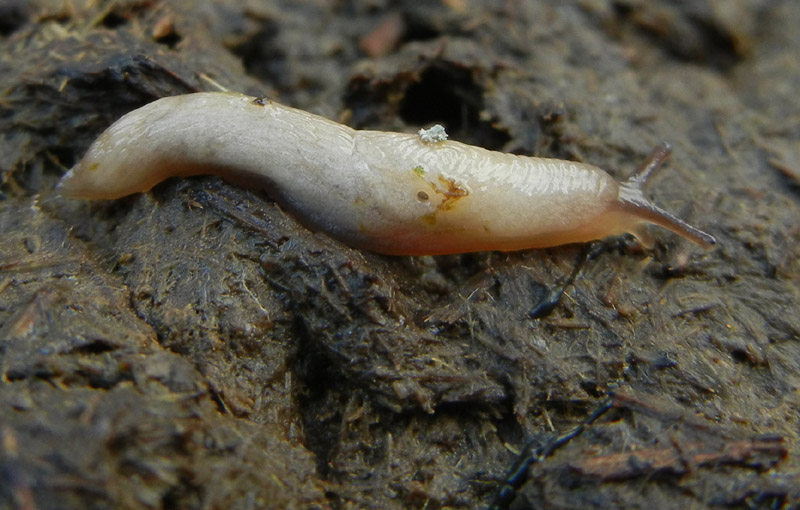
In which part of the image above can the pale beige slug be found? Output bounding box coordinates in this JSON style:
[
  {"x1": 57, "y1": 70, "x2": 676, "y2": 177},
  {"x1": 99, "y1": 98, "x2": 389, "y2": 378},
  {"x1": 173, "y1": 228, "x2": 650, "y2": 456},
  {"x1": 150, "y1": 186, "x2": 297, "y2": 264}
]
[{"x1": 58, "y1": 92, "x2": 716, "y2": 255}]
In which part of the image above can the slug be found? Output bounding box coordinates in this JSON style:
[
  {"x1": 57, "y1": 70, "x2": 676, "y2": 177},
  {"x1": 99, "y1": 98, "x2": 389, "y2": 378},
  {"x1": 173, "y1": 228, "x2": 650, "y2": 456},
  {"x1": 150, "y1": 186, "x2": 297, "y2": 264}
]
[{"x1": 58, "y1": 92, "x2": 716, "y2": 256}]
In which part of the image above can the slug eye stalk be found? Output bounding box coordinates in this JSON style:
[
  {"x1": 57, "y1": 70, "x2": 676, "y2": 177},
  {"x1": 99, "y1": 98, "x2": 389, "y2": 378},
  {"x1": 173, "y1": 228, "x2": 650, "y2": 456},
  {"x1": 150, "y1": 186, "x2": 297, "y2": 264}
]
[{"x1": 616, "y1": 143, "x2": 717, "y2": 250}]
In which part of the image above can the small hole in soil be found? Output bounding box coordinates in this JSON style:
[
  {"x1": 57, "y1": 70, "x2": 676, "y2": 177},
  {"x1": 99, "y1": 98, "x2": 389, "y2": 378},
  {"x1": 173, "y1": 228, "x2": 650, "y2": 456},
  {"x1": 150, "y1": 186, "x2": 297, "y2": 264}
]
[
  {"x1": 101, "y1": 11, "x2": 128, "y2": 29},
  {"x1": 155, "y1": 31, "x2": 181, "y2": 48},
  {"x1": 399, "y1": 65, "x2": 509, "y2": 150}
]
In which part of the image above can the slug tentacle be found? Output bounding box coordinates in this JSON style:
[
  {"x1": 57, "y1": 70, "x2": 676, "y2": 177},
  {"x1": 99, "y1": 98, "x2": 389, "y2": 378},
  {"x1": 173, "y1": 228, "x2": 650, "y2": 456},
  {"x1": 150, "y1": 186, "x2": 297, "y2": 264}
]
[
  {"x1": 615, "y1": 145, "x2": 717, "y2": 250},
  {"x1": 59, "y1": 92, "x2": 717, "y2": 255},
  {"x1": 616, "y1": 183, "x2": 716, "y2": 249},
  {"x1": 626, "y1": 142, "x2": 672, "y2": 189}
]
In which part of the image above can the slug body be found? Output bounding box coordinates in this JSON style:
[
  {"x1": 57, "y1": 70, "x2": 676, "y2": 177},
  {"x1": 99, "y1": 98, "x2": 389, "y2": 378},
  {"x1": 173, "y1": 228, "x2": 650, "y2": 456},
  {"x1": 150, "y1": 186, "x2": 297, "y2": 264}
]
[{"x1": 59, "y1": 92, "x2": 715, "y2": 255}]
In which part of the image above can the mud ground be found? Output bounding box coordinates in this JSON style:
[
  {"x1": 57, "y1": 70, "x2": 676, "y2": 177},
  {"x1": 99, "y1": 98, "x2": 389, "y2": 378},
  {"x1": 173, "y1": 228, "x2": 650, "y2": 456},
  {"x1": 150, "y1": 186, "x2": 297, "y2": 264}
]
[{"x1": 1, "y1": 1, "x2": 799, "y2": 509}]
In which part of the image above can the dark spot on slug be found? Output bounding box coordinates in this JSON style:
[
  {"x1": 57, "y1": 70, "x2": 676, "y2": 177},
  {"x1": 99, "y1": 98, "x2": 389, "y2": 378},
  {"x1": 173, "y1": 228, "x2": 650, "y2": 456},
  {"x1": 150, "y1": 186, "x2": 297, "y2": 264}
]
[
  {"x1": 417, "y1": 191, "x2": 429, "y2": 201},
  {"x1": 252, "y1": 97, "x2": 269, "y2": 107}
]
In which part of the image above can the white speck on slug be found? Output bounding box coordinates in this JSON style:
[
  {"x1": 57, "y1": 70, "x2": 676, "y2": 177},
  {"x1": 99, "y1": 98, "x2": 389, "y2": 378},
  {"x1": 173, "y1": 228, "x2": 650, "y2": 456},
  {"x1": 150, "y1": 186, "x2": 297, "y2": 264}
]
[
  {"x1": 58, "y1": 92, "x2": 716, "y2": 256},
  {"x1": 418, "y1": 124, "x2": 448, "y2": 143}
]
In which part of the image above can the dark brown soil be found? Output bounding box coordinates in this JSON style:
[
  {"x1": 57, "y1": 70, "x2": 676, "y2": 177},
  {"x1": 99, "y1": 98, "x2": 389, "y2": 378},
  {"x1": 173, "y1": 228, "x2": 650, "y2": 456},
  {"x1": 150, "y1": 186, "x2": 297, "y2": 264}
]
[{"x1": 1, "y1": 1, "x2": 798, "y2": 509}]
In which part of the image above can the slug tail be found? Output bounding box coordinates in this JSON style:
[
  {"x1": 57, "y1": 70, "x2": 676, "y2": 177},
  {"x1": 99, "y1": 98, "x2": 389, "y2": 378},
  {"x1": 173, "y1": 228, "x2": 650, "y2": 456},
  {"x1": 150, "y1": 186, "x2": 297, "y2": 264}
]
[
  {"x1": 615, "y1": 143, "x2": 716, "y2": 250},
  {"x1": 55, "y1": 163, "x2": 104, "y2": 200},
  {"x1": 54, "y1": 167, "x2": 78, "y2": 198}
]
